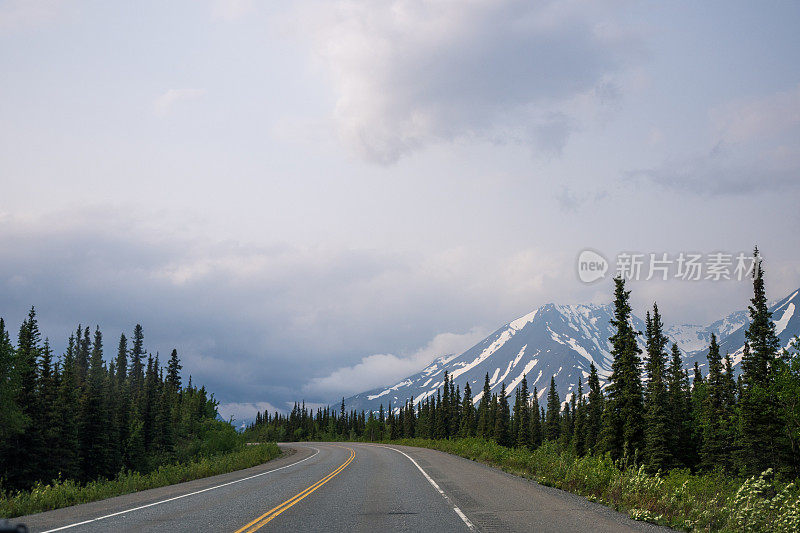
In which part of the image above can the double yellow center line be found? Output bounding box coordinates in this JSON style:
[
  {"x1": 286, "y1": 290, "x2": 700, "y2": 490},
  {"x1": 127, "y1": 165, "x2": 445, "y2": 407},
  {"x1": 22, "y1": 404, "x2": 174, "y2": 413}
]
[{"x1": 234, "y1": 447, "x2": 356, "y2": 533}]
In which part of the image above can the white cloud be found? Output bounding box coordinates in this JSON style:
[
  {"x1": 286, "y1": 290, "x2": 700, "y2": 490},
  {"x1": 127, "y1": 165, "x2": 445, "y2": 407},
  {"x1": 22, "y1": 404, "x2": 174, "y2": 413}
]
[
  {"x1": 154, "y1": 88, "x2": 207, "y2": 117},
  {"x1": 217, "y1": 401, "x2": 281, "y2": 424},
  {"x1": 211, "y1": 0, "x2": 255, "y2": 21},
  {"x1": 306, "y1": 0, "x2": 638, "y2": 164},
  {"x1": 302, "y1": 328, "x2": 488, "y2": 398}
]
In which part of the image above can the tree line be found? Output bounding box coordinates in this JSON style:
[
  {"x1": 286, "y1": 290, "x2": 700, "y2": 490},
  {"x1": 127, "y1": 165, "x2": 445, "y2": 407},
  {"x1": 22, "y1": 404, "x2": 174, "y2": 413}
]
[
  {"x1": 0, "y1": 315, "x2": 220, "y2": 492},
  {"x1": 246, "y1": 250, "x2": 800, "y2": 479}
]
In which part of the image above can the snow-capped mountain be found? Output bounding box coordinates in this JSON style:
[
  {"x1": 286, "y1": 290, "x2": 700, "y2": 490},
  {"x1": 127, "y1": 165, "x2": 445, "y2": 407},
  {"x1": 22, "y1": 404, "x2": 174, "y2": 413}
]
[
  {"x1": 687, "y1": 288, "x2": 800, "y2": 374},
  {"x1": 343, "y1": 287, "x2": 800, "y2": 413},
  {"x1": 665, "y1": 309, "x2": 748, "y2": 354}
]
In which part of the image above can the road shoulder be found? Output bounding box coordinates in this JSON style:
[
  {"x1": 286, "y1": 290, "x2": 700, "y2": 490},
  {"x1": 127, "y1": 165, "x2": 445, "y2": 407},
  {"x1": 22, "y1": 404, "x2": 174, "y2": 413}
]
[{"x1": 16, "y1": 444, "x2": 309, "y2": 533}]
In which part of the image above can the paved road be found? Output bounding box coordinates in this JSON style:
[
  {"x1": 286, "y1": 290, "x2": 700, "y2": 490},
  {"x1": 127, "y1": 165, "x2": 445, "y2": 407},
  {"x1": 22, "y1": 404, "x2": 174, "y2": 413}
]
[{"x1": 14, "y1": 443, "x2": 672, "y2": 532}]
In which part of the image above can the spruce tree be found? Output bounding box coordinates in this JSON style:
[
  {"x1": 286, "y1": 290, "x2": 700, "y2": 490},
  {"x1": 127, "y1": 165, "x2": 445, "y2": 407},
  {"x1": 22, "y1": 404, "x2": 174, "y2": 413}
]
[
  {"x1": 494, "y1": 383, "x2": 511, "y2": 446},
  {"x1": 586, "y1": 363, "x2": 603, "y2": 453},
  {"x1": 529, "y1": 386, "x2": 542, "y2": 449},
  {"x1": 666, "y1": 343, "x2": 691, "y2": 468},
  {"x1": 38, "y1": 339, "x2": 61, "y2": 482},
  {"x1": 600, "y1": 277, "x2": 644, "y2": 462},
  {"x1": 459, "y1": 382, "x2": 475, "y2": 437},
  {"x1": 574, "y1": 379, "x2": 586, "y2": 456},
  {"x1": 115, "y1": 333, "x2": 128, "y2": 385},
  {"x1": 130, "y1": 324, "x2": 146, "y2": 399},
  {"x1": 8, "y1": 308, "x2": 44, "y2": 488},
  {"x1": 775, "y1": 336, "x2": 800, "y2": 478},
  {"x1": 76, "y1": 325, "x2": 91, "y2": 385},
  {"x1": 79, "y1": 327, "x2": 110, "y2": 481},
  {"x1": 546, "y1": 376, "x2": 561, "y2": 442},
  {"x1": 516, "y1": 374, "x2": 531, "y2": 448},
  {"x1": 644, "y1": 305, "x2": 671, "y2": 472},
  {"x1": 689, "y1": 362, "x2": 706, "y2": 469},
  {"x1": 477, "y1": 373, "x2": 491, "y2": 438},
  {"x1": 54, "y1": 338, "x2": 80, "y2": 480},
  {"x1": 104, "y1": 362, "x2": 123, "y2": 476},
  {"x1": 488, "y1": 393, "x2": 498, "y2": 440},
  {"x1": 449, "y1": 375, "x2": 459, "y2": 437},
  {"x1": 738, "y1": 249, "x2": 783, "y2": 475},
  {"x1": 0, "y1": 318, "x2": 25, "y2": 461},
  {"x1": 701, "y1": 334, "x2": 728, "y2": 470}
]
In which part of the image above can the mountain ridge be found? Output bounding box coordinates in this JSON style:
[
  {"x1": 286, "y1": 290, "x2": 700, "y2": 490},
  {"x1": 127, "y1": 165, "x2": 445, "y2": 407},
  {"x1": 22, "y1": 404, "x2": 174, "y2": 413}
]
[{"x1": 343, "y1": 286, "x2": 800, "y2": 412}]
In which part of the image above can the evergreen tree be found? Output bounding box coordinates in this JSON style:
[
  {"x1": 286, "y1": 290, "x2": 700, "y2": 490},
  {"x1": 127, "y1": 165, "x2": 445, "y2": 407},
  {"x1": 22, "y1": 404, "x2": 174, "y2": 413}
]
[
  {"x1": 477, "y1": 373, "x2": 491, "y2": 438},
  {"x1": 76, "y1": 325, "x2": 91, "y2": 384},
  {"x1": 104, "y1": 362, "x2": 123, "y2": 476},
  {"x1": 54, "y1": 337, "x2": 80, "y2": 480},
  {"x1": 0, "y1": 318, "x2": 25, "y2": 467},
  {"x1": 644, "y1": 305, "x2": 671, "y2": 472},
  {"x1": 574, "y1": 379, "x2": 586, "y2": 456},
  {"x1": 701, "y1": 334, "x2": 728, "y2": 470},
  {"x1": 8, "y1": 308, "x2": 44, "y2": 488},
  {"x1": 166, "y1": 349, "x2": 182, "y2": 394},
  {"x1": 38, "y1": 339, "x2": 61, "y2": 482},
  {"x1": 459, "y1": 382, "x2": 475, "y2": 437},
  {"x1": 115, "y1": 333, "x2": 128, "y2": 385},
  {"x1": 738, "y1": 249, "x2": 783, "y2": 475},
  {"x1": 488, "y1": 393, "x2": 498, "y2": 440},
  {"x1": 438, "y1": 372, "x2": 450, "y2": 438},
  {"x1": 775, "y1": 336, "x2": 800, "y2": 478},
  {"x1": 449, "y1": 375, "x2": 460, "y2": 437},
  {"x1": 79, "y1": 327, "x2": 110, "y2": 481},
  {"x1": 129, "y1": 324, "x2": 146, "y2": 398},
  {"x1": 529, "y1": 386, "x2": 542, "y2": 449},
  {"x1": 516, "y1": 374, "x2": 531, "y2": 448},
  {"x1": 689, "y1": 361, "x2": 706, "y2": 470},
  {"x1": 115, "y1": 333, "x2": 132, "y2": 466},
  {"x1": 586, "y1": 363, "x2": 603, "y2": 453},
  {"x1": 545, "y1": 376, "x2": 561, "y2": 442},
  {"x1": 494, "y1": 383, "x2": 511, "y2": 446},
  {"x1": 666, "y1": 343, "x2": 691, "y2": 469},
  {"x1": 600, "y1": 277, "x2": 644, "y2": 462}
]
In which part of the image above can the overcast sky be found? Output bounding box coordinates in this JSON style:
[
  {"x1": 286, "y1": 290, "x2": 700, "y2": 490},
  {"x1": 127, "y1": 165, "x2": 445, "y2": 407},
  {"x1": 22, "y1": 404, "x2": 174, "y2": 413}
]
[{"x1": 2, "y1": 0, "x2": 799, "y2": 423}]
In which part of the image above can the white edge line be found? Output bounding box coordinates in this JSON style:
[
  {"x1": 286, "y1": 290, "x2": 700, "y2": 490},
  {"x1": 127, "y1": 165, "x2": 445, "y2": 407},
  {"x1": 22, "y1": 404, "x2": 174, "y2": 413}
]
[
  {"x1": 368, "y1": 444, "x2": 476, "y2": 531},
  {"x1": 40, "y1": 446, "x2": 320, "y2": 533}
]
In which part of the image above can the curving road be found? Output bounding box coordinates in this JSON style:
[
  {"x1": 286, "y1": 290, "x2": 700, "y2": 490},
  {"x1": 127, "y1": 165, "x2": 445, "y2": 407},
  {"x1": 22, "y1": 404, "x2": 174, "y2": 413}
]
[{"x1": 14, "y1": 443, "x2": 671, "y2": 532}]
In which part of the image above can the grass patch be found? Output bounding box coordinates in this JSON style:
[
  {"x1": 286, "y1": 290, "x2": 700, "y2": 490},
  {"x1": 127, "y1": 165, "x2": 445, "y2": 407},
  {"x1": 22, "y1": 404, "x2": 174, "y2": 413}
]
[
  {"x1": 390, "y1": 437, "x2": 800, "y2": 532},
  {"x1": 0, "y1": 443, "x2": 281, "y2": 518}
]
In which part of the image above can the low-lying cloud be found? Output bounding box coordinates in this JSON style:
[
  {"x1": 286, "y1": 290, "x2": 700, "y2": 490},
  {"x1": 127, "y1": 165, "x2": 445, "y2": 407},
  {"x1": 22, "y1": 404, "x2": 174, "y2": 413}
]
[{"x1": 302, "y1": 328, "x2": 488, "y2": 399}]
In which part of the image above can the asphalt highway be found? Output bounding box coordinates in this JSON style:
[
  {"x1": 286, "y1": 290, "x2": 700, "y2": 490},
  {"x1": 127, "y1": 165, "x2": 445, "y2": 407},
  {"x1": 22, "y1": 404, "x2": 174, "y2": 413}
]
[{"x1": 14, "y1": 443, "x2": 673, "y2": 532}]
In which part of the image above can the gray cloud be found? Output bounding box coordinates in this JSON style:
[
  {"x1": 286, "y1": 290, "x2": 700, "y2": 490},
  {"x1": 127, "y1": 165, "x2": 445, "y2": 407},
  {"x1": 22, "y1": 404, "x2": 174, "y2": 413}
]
[
  {"x1": 627, "y1": 142, "x2": 800, "y2": 196},
  {"x1": 628, "y1": 86, "x2": 800, "y2": 196},
  {"x1": 309, "y1": 0, "x2": 640, "y2": 164},
  {"x1": 0, "y1": 210, "x2": 573, "y2": 419}
]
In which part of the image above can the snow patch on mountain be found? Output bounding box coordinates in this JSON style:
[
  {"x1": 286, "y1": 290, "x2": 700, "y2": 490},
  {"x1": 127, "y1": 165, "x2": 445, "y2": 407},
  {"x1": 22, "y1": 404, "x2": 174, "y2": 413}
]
[{"x1": 775, "y1": 303, "x2": 795, "y2": 335}]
